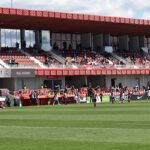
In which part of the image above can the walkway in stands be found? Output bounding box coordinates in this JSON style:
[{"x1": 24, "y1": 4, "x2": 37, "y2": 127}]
[
  {"x1": 49, "y1": 50, "x2": 65, "y2": 64},
  {"x1": 21, "y1": 50, "x2": 47, "y2": 68},
  {"x1": 0, "y1": 59, "x2": 10, "y2": 68},
  {"x1": 111, "y1": 53, "x2": 131, "y2": 65}
]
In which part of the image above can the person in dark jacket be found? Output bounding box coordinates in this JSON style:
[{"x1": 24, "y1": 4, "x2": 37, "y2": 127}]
[
  {"x1": 88, "y1": 86, "x2": 93, "y2": 103},
  {"x1": 92, "y1": 89, "x2": 97, "y2": 108}
]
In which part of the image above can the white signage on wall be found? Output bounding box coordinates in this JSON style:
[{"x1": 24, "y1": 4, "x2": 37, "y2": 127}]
[
  {"x1": 0, "y1": 69, "x2": 11, "y2": 78},
  {"x1": 105, "y1": 46, "x2": 113, "y2": 53}
]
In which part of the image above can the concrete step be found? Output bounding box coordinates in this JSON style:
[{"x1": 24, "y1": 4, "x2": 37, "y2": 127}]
[
  {"x1": 49, "y1": 50, "x2": 65, "y2": 64},
  {"x1": 111, "y1": 53, "x2": 131, "y2": 65},
  {"x1": 20, "y1": 50, "x2": 47, "y2": 68},
  {"x1": 0, "y1": 59, "x2": 10, "y2": 68}
]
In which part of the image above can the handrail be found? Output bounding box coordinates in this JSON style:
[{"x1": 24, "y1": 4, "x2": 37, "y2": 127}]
[
  {"x1": 9, "y1": 64, "x2": 40, "y2": 69},
  {"x1": 6, "y1": 63, "x2": 150, "y2": 69},
  {"x1": 46, "y1": 64, "x2": 150, "y2": 69}
]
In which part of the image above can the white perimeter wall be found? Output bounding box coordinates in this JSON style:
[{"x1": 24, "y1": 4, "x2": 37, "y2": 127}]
[
  {"x1": 0, "y1": 78, "x2": 15, "y2": 91},
  {"x1": 106, "y1": 75, "x2": 150, "y2": 88},
  {"x1": 15, "y1": 77, "x2": 46, "y2": 91},
  {"x1": 15, "y1": 76, "x2": 65, "y2": 91},
  {"x1": 1, "y1": 75, "x2": 150, "y2": 91}
]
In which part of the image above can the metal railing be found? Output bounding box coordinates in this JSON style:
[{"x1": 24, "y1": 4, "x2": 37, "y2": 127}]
[
  {"x1": 46, "y1": 64, "x2": 150, "y2": 69},
  {"x1": 8, "y1": 64, "x2": 40, "y2": 69},
  {"x1": 7, "y1": 63, "x2": 150, "y2": 69}
]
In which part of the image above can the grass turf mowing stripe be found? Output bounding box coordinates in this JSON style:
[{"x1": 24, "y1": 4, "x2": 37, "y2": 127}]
[{"x1": 0, "y1": 101, "x2": 150, "y2": 150}]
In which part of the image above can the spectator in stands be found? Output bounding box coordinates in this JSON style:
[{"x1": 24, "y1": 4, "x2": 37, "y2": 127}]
[
  {"x1": 8, "y1": 59, "x2": 16, "y2": 66},
  {"x1": 6, "y1": 46, "x2": 9, "y2": 53},
  {"x1": 68, "y1": 44, "x2": 72, "y2": 54},
  {"x1": 45, "y1": 57, "x2": 49, "y2": 65},
  {"x1": 33, "y1": 44, "x2": 37, "y2": 54},
  {"x1": 63, "y1": 42, "x2": 67, "y2": 56},
  {"x1": 16, "y1": 42, "x2": 19, "y2": 50},
  {"x1": 53, "y1": 42, "x2": 59, "y2": 51},
  {"x1": 8, "y1": 59, "x2": 13, "y2": 65},
  {"x1": 23, "y1": 41, "x2": 26, "y2": 49}
]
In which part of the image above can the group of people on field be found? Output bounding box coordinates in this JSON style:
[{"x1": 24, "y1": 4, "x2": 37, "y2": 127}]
[
  {"x1": 52, "y1": 85, "x2": 104, "y2": 108},
  {"x1": 2, "y1": 83, "x2": 150, "y2": 110},
  {"x1": 110, "y1": 87, "x2": 131, "y2": 104}
]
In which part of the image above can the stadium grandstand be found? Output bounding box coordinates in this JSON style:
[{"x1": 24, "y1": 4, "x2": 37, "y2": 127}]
[{"x1": 0, "y1": 7, "x2": 150, "y2": 106}]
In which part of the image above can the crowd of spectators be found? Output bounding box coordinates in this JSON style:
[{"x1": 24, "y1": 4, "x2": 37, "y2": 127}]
[
  {"x1": 53, "y1": 42, "x2": 125, "y2": 68},
  {"x1": 1, "y1": 42, "x2": 150, "y2": 68},
  {"x1": 64, "y1": 55, "x2": 112, "y2": 68},
  {"x1": 116, "y1": 49, "x2": 150, "y2": 67},
  {"x1": 44, "y1": 54, "x2": 60, "y2": 67},
  {"x1": 126, "y1": 55, "x2": 150, "y2": 66},
  {"x1": 25, "y1": 45, "x2": 61, "y2": 67},
  {"x1": 64, "y1": 53, "x2": 124, "y2": 68}
]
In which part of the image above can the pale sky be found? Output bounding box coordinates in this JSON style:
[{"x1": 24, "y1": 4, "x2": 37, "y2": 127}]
[{"x1": 0, "y1": 0, "x2": 150, "y2": 19}]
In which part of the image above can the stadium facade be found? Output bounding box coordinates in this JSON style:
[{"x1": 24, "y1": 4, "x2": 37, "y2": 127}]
[{"x1": 0, "y1": 7, "x2": 150, "y2": 91}]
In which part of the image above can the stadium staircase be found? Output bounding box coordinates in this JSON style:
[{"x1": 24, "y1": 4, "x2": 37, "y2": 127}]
[
  {"x1": 21, "y1": 50, "x2": 47, "y2": 68},
  {"x1": 49, "y1": 50, "x2": 65, "y2": 64},
  {"x1": 111, "y1": 53, "x2": 131, "y2": 65},
  {"x1": 143, "y1": 51, "x2": 150, "y2": 61},
  {"x1": 0, "y1": 59, "x2": 10, "y2": 68}
]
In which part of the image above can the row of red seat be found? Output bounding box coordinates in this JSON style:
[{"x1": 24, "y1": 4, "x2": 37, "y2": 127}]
[{"x1": 0, "y1": 51, "x2": 37, "y2": 66}]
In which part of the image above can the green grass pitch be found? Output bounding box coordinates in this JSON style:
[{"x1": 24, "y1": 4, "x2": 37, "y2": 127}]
[{"x1": 0, "y1": 101, "x2": 150, "y2": 150}]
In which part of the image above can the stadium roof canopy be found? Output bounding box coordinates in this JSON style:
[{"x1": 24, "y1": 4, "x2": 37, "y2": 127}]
[{"x1": 0, "y1": 7, "x2": 150, "y2": 36}]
